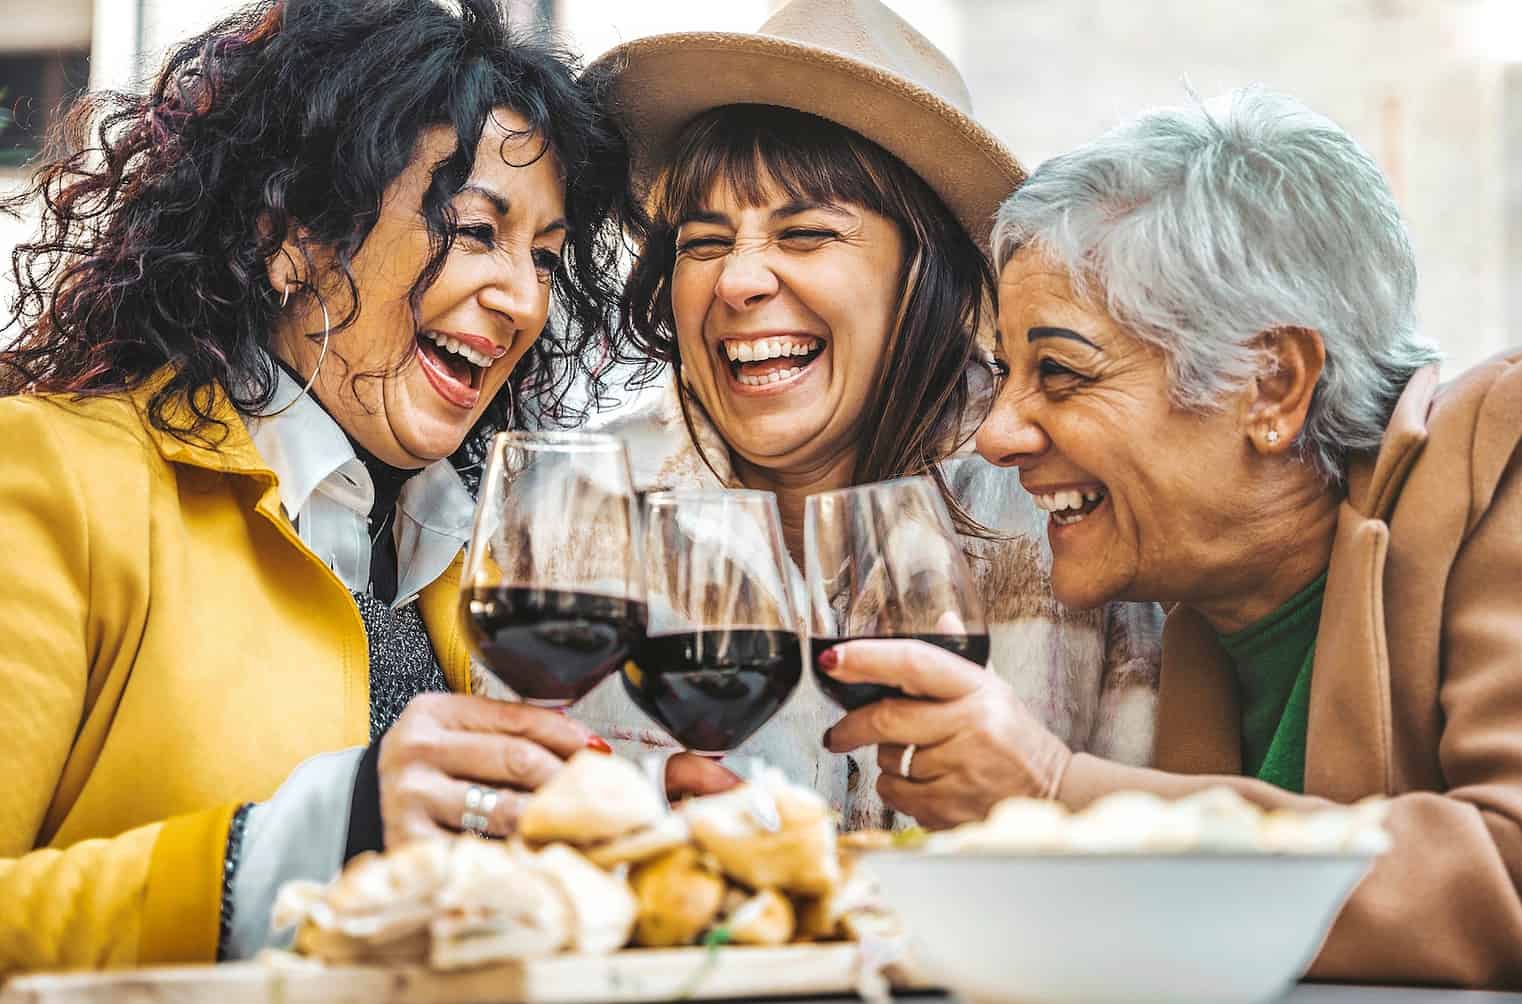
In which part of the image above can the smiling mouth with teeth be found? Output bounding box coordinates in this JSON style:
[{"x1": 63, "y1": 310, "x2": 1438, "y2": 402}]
[
  {"x1": 1033, "y1": 487, "x2": 1109, "y2": 526},
  {"x1": 416, "y1": 330, "x2": 495, "y2": 391},
  {"x1": 721, "y1": 334, "x2": 826, "y2": 388}
]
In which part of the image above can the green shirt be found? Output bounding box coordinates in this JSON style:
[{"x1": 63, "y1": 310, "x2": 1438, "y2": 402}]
[{"x1": 1217, "y1": 572, "x2": 1328, "y2": 794}]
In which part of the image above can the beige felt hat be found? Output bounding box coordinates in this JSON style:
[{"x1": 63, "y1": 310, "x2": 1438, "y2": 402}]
[{"x1": 588, "y1": 0, "x2": 1026, "y2": 248}]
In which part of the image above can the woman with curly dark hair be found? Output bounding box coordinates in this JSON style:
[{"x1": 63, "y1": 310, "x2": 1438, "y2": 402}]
[{"x1": 0, "y1": 0, "x2": 629, "y2": 971}]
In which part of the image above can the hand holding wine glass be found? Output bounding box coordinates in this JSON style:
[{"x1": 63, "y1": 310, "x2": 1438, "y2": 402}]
[
  {"x1": 819, "y1": 638, "x2": 1071, "y2": 829},
  {"x1": 804, "y1": 476, "x2": 989, "y2": 710},
  {"x1": 373, "y1": 432, "x2": 640, "y2": 847},
  {"x1": 377, "y1": 693, "x2": 599, "y2": 846}
]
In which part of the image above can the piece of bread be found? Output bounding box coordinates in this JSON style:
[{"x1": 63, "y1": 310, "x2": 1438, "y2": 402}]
[
  {"x1": 293, "y1": 920, "x2": 431, "y2": 965},
  {"x1": 629, "y1": 846, "x2": 726, "y2": 948},
  {"x1": 683, "y1": 771, "x2": 841, "y2": 895},
  {"x1": 271, "y1": 880, "x2": 327, "y2": 935},
  {"x1": 324, "y1": 839, "x2": 454, "y2": 916},
  {"x1": 532, "y1": 843, "x2": 638, "y2": 955},
  {"x1": 796, "y1": 857, "x2": 881, "y2": 941},
  {"x1": 586, "y1": 812, "x2": 691, "y2": 869},
  {"x1": 428, "y1": 838, "x2": 571, "y2": 969},
  {"x1": 724, "y1": 888, "x2": 795, "y2": 946},
  {"x1": 520, "y1": 751, "x2": 665, "y2": 846},
  {"x1": 288, "y1": 840, "x2": 454, "y2": 946}
]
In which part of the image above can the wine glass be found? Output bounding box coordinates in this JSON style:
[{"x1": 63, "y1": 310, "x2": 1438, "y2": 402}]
[
  {"x1": 459, "y1": 431, "x2": 645, "y2": 708},
  {"x1": 804, "y1": 475, "x2": 990, "y2": 710},
  {"x1": 622, "y1": 490, "x2": 803, "y2": 757}
]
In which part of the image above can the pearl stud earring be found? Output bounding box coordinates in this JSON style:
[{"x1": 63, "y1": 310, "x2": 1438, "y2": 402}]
[{"x1": 1267, "y1": 429, "x2": 1281, "y2": 445}]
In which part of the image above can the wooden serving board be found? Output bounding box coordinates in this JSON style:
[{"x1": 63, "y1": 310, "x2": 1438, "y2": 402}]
[{"x1": 1, "y1": 943, "x2": 930, "y2": 1004}]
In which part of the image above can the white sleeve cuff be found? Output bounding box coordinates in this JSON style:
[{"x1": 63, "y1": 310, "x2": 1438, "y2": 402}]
[{"x1": 223, "y1": 746, "x2": 365, "y2": 960}]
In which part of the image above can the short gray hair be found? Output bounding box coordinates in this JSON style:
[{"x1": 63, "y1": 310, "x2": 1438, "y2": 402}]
[{"x1": 992, "y1": 87, "x2": 1441, "y2": 483}]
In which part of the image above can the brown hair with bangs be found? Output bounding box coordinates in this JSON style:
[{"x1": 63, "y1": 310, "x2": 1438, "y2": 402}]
[{"x1": 623, "y1": 104, "x2": 996, "y2": 534}]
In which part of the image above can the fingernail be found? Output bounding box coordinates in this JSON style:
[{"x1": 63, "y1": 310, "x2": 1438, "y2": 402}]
[
  {"x1": 818, "y1": 647, "x2": 840, "y2": 671},
  {"x1": 586, "y1": 734, "x2": 613, "y2": 754}
]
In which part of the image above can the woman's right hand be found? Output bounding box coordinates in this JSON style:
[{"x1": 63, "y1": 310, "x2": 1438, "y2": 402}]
[{"x1": 377, "y1": 693, "x2": 602, "y2": 848}]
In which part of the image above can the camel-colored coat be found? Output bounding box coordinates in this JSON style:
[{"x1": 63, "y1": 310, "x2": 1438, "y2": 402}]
[{"x1": 1060, "y1": 348, "x2": 1522, "y2": 988}]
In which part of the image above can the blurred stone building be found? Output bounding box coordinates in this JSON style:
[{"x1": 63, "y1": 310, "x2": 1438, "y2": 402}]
[{"x1": 2, "y1": 0, "x2": 1517, "y2": 373}]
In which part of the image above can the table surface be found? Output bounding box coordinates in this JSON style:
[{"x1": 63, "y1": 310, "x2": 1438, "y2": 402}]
[
  {"x1": 773, "y1": 989, "x2": 1522, "y2": 1003},
  {"x1": 1283, "y1": 989, "x2": 1522, "y2": 1003},
  {"x1": 5, "y1": 975, "x2": 1518, "y2": 1003}
]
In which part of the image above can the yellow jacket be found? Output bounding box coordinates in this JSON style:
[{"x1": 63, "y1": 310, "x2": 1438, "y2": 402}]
[{"x1": 0, "y1": 379, "x2": 471, "y2": 972}]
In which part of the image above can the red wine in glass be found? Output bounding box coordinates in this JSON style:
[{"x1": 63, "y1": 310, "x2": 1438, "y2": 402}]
[
  {"x1": 804, "y1": 476, "x2": 990, "y2": 712},
  {"x1": 624, "y1": 628, "x2": 802, "y2": 755},
  {"x1": 632, "y1": 489, "x2": 803, "y2": 756},
  {"x1": 460, "y1": 431, "x2": 642, "y2": 710},
  {"x1": 808, "y1": 632, "x2": 990, "y2": 710},
  {"x1": 463, "y1": 587, "x2": 648, "y2": 707}
]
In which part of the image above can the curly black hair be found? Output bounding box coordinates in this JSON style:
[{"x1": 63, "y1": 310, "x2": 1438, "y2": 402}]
[{"x1": 0, "y1": 0, "x2": 631, "y2": 471}]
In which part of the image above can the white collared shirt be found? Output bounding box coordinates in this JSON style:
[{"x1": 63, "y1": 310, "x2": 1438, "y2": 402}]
[{"x1": 243, "y1": 363, "x2": 476, "y2": 607}]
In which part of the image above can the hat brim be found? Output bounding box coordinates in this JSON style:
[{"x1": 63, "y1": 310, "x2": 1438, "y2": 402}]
[{"x1": 589, "y1": 32, "x2": 1025, "y2": 249}]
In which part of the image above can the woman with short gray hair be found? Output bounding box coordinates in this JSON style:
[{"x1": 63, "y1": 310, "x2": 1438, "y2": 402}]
[
  {"x1": 822, "y1": 88, "x2": 1522, "y2": 986},
  {"x1": 992, "y1": 87, "x2": 1436, "y2": 483}
]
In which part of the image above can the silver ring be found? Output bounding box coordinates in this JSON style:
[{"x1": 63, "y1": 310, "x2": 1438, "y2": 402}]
[
  {"x1": 461, "y1": 785, "x2": 499, "y2": 836},
  {"x1": 899, "y1": 743, "x2": 917, "y2": 780}
]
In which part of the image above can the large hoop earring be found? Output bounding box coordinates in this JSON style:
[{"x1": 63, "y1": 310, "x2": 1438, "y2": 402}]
[{"x1": 265, "y1": 280, "x2": 330, "y2": 418}]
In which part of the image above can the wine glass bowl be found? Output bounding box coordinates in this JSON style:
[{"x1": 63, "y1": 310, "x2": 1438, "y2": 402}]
[
  {"x1": 460, "y1": 432, "x2": 645, "y2": 708},
  {"x1": 804, "y1": 476, "x2": 990, "y2": 710},
  {"x1": 623, "y1": 490, "x2": 803, "y2": 756}
]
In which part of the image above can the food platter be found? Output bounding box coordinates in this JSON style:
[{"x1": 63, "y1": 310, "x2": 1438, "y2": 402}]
[
  {"x1": 0, "y1": 942, "x2": 927, "y2": 1004},
  {"x1": 0, "y1": 752, "x2": 926, "y2": 1004},
  {"x1": 0, "y1": 767, "x2": 1393, "y2": 1004}
]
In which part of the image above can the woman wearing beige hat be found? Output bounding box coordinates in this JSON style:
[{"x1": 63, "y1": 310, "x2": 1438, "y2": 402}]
[{"x1": 499, "y1": 0, "x2": 1162, "y2": 829}]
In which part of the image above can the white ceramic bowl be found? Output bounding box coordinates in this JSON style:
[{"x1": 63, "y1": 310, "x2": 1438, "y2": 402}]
[{"x1": 864, "y1": 851, "x2": 1373, "y2": 1004}]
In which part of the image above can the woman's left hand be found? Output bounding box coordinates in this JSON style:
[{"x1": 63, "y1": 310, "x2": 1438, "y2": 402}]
[{"x1": 821, "y1": 640, "x2": 1074, "y2": 829}]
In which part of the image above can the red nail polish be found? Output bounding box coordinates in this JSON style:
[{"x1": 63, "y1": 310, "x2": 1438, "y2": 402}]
[
  {"x1": 586, "y1": 735, "x2": 613, "y2": 754},
  {"x1": 818, "y1": 647, "x2": 839, "y2": 670}
]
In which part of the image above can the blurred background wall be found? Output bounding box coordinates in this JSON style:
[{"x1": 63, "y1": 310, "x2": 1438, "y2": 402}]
[{"x1": 2, "y1": 0, "x2": 1516, "y2": 375}]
